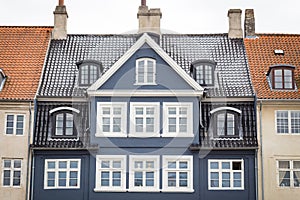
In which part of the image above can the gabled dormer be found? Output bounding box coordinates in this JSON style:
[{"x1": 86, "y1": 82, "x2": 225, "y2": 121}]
[
  {"x1": 267, "y1": 64, "x2": 296, "y2": 90},
  {"x1": 0, "y1": 69, "x2": 7, "y2": 91},
  {"x1": 76, "y1": 60, "x2": 103, "y2": 87}
]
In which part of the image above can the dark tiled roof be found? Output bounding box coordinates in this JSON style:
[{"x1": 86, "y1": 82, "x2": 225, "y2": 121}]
[
  {"x1": 39, "y1": 33, "x2": 254, "y2": 98},
  {"x1": 245, "y1": 34, "x2": 300, "y2": 99},
  {"x1": 0, "y1": 26, "x2": 53, "y2": 100},
  {"x1": 162, "y1": 34, "x2": 254, "y2": 97}
]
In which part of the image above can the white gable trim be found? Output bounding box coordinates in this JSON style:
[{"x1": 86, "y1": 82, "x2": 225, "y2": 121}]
[{"x1": 87, "y1": 33, "x2": 203, "y2": 94}]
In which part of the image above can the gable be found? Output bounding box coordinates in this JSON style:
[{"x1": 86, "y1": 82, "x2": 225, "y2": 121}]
[{"x1": 88, "y1": 33, "x2": 203, "y2": 96}]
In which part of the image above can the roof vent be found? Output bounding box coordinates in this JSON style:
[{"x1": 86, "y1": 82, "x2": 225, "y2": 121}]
[{"x1": 274, "y1": 49, "x2": 284, "y2": 55}]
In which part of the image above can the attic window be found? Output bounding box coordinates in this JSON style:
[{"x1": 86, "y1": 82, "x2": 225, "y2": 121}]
[
  {"x1": 274, "y1": 49, "x2": 284, "y2": 55},
  {"x1": 190, "y1": 60, "x2": 216, "y2": 86},
  {"x1": 76, "y1": 60, "x2": 103, "y2": 87},
  {"x1": 0, "y1": 69, "x2": 6, "y2": 91},
  {"x1": 267, "y1": 65, "x2": 295, "y2": 90},
  {"x1": 135, "y1": 58, "x2": 156, "y2": 85}
]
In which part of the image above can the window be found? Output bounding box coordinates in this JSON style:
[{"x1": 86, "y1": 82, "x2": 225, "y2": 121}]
[
  {"x1": 2, "y1": 159, "x2": 22, "y2": 187},
  {"x1": 135, "y1": 58, "x2": 156, "y2": 85},
  {"x1": 208, "y1": 159, "x2": 244, "y2": 190},
  {"x1": 95, "y1": 156, "x2": 126, "y2": 192},
  {"x1": 210, "y1": 107, "x2": 241, "y2": 138},
  {"x1": 5, "y1": 114, "x2": 25, "y2": 135},
  {"x1": 129, "y1": 156, "x2": 160, "y2": 192},
  {"x1": 191, "y1": 60, "x2": 215, "y2": 86},
  {"x1": 277, "y1": 160, "x2": 300, "y2": 188},
  {"x1": 162, "y1": 156, "x2": 193, "y2": 192},
  {"x1": 276, "y1": 111, "x2": 300, "y2": 134},
  {"x1": 0, "y1": 69, "x2": 6, "y2": 91},
  {"x1": 77, "y1": 60, "x2": 102, "y2": 86},
  {"x1": 96, "y1": 103, "x2": 127, "y2": 137},
  {"x1": 163, "y1": 103, "x2": 193, "y2": 137},
  {"x1": 44, "y1": 159, "x2": 80, "y2": 189},
  {"x1": 268, "y1": 66, "x2": 295, "y2": 90},
  {"x1": 130, "y1": 103, "x2": 160, "y2": 137},
  {"x1": 52, "y1": 112, "x2": 77, "y2": 138}
]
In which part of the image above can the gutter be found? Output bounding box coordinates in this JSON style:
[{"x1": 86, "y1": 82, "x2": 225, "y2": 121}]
[{"x1": 259, "y1": 100, "x2": 265, "y2": 200}]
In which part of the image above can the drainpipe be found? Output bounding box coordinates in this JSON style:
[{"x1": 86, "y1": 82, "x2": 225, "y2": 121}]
[
  {"x1": 259, "y1": 100, "x2": 265, "y2": 200},
  {"x1": 25, "y1": 101, "x2": 32, "y2": 200}
]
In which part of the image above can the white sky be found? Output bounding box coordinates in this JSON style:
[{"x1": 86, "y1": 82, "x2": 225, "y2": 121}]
[{"x1": 0, "y1": 0, "x2": 300, "y2": 34}]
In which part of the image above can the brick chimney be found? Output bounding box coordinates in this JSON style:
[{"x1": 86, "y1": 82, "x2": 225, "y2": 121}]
[
  {"x1": 53, "y1": 0, "x2": 68, "y2": 40},
  {"x1": 228, "y1": 9, "x2": 243, "y2": 39},
  {"x1": 137, "y1": 0, "x2": 162, "y2": 34},
  {"x1": 244, "y1": 9, "x2": 255, "y2": 37}
]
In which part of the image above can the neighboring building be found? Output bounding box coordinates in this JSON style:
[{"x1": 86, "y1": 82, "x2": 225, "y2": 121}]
[
  {"x1": 244, "y1": 10, "x2": 300, "y2": 200},
  {"x1": 0, "y1": 26, "x2": 52, "y2": 200},
  {"x1": 31, "y1": 1, "x2": 257, "y2": 200}
]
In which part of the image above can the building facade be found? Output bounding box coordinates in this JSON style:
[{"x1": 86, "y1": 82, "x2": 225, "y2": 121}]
[
  {"x1": 0, "y1": 26, "x2": 52, "y2": 200},
  {"x1": 30, "y1": 1, "x2": 257, "y2": 200}
]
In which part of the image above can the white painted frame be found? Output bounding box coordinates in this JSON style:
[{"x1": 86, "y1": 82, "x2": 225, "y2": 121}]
[
  {"x1": 129, "y1": 102, "x2": 160, "y2": 137},
  {"x1": 128, "y1": 155, "x2": 160, "y2": 192},
  {"x1": 276, "y1": 160, "x2": 300, "y2": 188},
  {"x1": 4, "y1": 114, "x2": 25, "y2": 136},
  {"x1": 96, "y1": 102, "x2": 127, "y2": 137},
  {"x1": 208, "y1": 159, "x2": 244, "y2": 190},
  {"x1": 162, "y1": 155, "x2": 194, "y2": 193},
  {"x1": 2, "y1": 159, "x2": 22, "y2": 187},
  {"x1": 94, "y1": 155, "x2": 127, "y2": 192},
  {"x1": 44, "y1": 159, "x2": 81, "y2": 189},
  {"x1": 275, "y1": 110, "x2": 300, "y2": 134},
  {"x1": 162, "y1": 103, "x2": 193, "y2": 137},
  {"x1": 135, "y1": 58, "x2": 157, "y2": 85}
]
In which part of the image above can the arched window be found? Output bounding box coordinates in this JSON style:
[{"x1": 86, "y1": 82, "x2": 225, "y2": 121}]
[
  {"x1": 135, "y1": 58, "x2": 156, "y2": 85},
  {"x1": 190, "y1": 60, "x2": 216, "y2": 86},
  {"x1": 210, "y1": 107, "x2": 241, "y2": 138},
  {"x1": 76, "y1": 60, "x2": 103, "y2": 86},
  {"x1": 50, "y1": 107, "x2": 80, "y2": 138},
  {"x1": 267, "y1": 65, "x2": 295, "y2": 90}
]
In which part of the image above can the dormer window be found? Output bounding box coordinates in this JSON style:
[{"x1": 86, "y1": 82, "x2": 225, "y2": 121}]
[
  {"x1": 77, "y1": 60, "x2": 103, "y2": 86},
  {"x1": 135, "y1": 58, "x2": 156, "y2": 85},
  {"x1": 210, "y1": 107, "x2": 242, "y2": 138},
  {"x1": 50, "y1": 107, "x2": 80, "y2": 138},
  {"x1": 268, "y1": 65, "x2": 295, "y2": 90},
  {"x1": 191, "y1": 60, "x2": 216, "y2": 86},
  {"x1": 0, "y1": 69, "x2": 7, "y2": 91}
]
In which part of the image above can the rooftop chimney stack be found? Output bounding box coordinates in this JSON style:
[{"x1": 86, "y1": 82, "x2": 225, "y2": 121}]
[
  {"x1": 228, "y1": 9, "x2": 243, "y2": 39},
  {"x1": 137, "y1": 0, "x2": 162, "y2": 35},
  {"x1": 244, "y1": 9, "x2": 255, "y2": 37},
  {"x1": 53, "y1": 0, "x2": 68, "y2": 40}
]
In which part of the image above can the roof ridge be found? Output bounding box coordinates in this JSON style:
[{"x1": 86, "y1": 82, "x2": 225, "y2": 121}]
[{"x1": 0, "y1": 26, "x2": 53, "y2": 29}]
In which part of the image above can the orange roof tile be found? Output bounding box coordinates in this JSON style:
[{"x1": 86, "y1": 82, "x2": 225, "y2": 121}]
[
  {"x1": 244, "y1": 34, "x2": 300, "y2": 99},
  {"x1": 0, "y1": 26, "x2": 53, "y2": 101}
]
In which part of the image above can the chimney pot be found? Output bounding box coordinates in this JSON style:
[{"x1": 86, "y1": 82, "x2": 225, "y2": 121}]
[
  {"x1": 59, "y1": 0, "x2": 64, "y2": 6},
  {"x1": 244, "y1": 9, "x2": 255, "y2": 37},
  {"x1": 141, "y1": 0, "x2": 146, "y2": 6},
  {"x1": 227, "y1": 9, "x2": 243, "y2": 39}
]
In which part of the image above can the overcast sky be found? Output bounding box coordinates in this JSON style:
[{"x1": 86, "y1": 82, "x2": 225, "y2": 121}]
[{"x1": 0, "y1": 0, "x2": 299, "y2": 34}]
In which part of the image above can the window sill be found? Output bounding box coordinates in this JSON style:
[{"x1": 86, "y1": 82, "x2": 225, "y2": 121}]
[
  {"x1": 127, "y1": 188, "x2": 160, "y2": 192},
  {"x1": 208, "y1": 187, "x2": 244, "y2": 190},
  {"x1": 162, "y1": 133, "x2": 194, "y2": 138},
  {"x1": 44, "y1": 187, "x2": 80, "y2": 190},
  {"x1": 162, "y1": 188, "x2": 194, "y2": 193},
  {"x1": 49, "y1": 137, "x2": 79, "y2": 141},
  {"x1": 95, "y1": 133, "x2": 127, "y2": 138},
  {"x1": 212, "y1": 137, "x2": 242, "y2": 140},
  {"x1": 94, "y1": 188, "x2": 127, "y2": 192},
  {"x1": 128, "y1": 134, "x2": 161, "y2": 138},
  {"x1": 134, "y1": 83, "x2": 157, "y2": 86}
]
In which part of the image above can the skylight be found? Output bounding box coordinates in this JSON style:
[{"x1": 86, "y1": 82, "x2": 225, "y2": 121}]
[{"x1": 274, "y1": 49, "x2": 284, "y2": 55}]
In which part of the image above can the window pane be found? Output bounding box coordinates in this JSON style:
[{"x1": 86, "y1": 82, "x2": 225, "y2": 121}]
[
  {"x1": 279, "y1": 171, "x2": 290, "y2": 187},
  {"x1": 59, "y1": 161, "x2": 67, "y2": 169},
  {"x1": 227, "y1": 114, "x2": 235, "y2": 136},
  {"x1": 179, "y1": 162, "x2": 188, "y2": 169},
  {"x1": 14, "y1": 160, "x2": 21, "y2": 168},
  {"x1": 134, "y1": 161, "x2": 143, "y2": 169},
  {"x1": 222, "y1": 172, "x2": 230, "y2": 187},
  {"x1": 284, "y1": 69, "x2": 293, "y2": 89},
  {"x1": 168, "y1": 107, "x2": 176, "y2": 115},
  {"x1": 47, "y1": 161, "x2": 55, "y2": 169},
  {"x1": 102, "y1": 107, "x2": 110, "y2": 115},
  {"x1": 179, "y1": 117, "x2": 187, "y2": 132},
  {"x1": 80, "y1": 65, "x2": 89, "y2": 85},
  {"x1": 217, "y1": 114, "x2": 225, "y2": 136},
  {"x1": 222, "y1": 162, "x2": 230, "y2": 169},
  {"x1": 294, "y1": 161, "x2": 300, "y2": 169},
  {"x1": 70, "y1": 161, "x2": 78, "y2": 169},
  {"x1": 3, "y1": 170, "x2": 11, "y2": 186},
  {"x1": 277, "y1": 111, "x2": 289, "y2": 133},
  {"x1": 293, "y1": 171, "x2": 300, "y2": 187},
  {"x1": 113, "y1": 118, "x2": 121, "y2": 132},
  {"x1": 168, "y1": 162, "x2": 176, "y2": 169},
  {"x1": 146, "y1": 161, "x2": 154, "y2": 169},
  {"x1": 16, "y1": 115, "x2": 24, "y2": 135},
  {"x1": 168, "y1": 172, "x2": 176, "y2": 187},
  {"x1": 204, "y1": 65, "x2": 213, "y2": 85},
  {"x1": 291, "y1": 111, "x2": 300, "y2": 134},
  {"x1": 113, "y1": 161, "x2": 121, "y2": 168},
  {"x1": 101, "y1": 161, "x2": 110, "y2": 168},
  {"x1": 89, "y1": 65, "x2": 98, "y2": 84},
  {"x1": 134, "y1": 172, "x2": 143, "y2": 186},
  {"x1": 6, "y1": 115, "x2": 14, "y2": 134},
  {"x1": 232, "y1": 162, "x2": 242, "y2": 170},
  {"x1": 13, "y1": 171, "x2": 21, "y2": 186},
  {"x1": 210, "y1": 162, "x2": 219, "y2": 169},
  {"x1": 279, "y1": 161, "x2": 290, "y2": 169},
  {"x1": 168, "y1": 118, "x2": 176, "y2": 132},
  {"x1": 4, "y1": 160, "x2": 11, "y2": 168}
]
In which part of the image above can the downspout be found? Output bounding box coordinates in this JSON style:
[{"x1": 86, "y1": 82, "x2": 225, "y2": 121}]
[
  {"x1": 259, "y1": 100, "x2": 265, "y2": 200},
  {"x1": 254, "y1": 96, "x2": 258, "y2": 200},
  {"x1": 25, "y1": 101, "x2": 32, "y2": 200}
]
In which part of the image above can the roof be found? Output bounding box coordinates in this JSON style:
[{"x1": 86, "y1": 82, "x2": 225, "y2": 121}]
[
  {"x1": 244, "y1": 34, "x2": 300, "y2": 99},
  {"x1": 0, "y1": 26, "x2": 53, "y2": 101},
  {"x1": 39, "y1": 33, "x2": 254, "y2": 98}
]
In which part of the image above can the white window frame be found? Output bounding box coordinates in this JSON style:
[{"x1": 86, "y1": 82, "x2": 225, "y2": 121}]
[
  {"x1": 129, "y1": 102, "x2": 160, "y2": 137},
  {"x1": 276, "y1": 110, "x2": 300, "y2": 134},
  {"x1": 4, "y1": 114, "x2": 25, "y2": 136},
  {"x1": 208, "y1": 159, "x2": 244, "y2": 190},
  {"x1": 135, "y1": 58, "x2": 156, "y2": 85},
  {"x1": 277, "y1": 160, "x2": 300, "y2": 188},
  {"x1": 95, "y1": 155, "x2": 127, "y2": 192},
  {"x1": 162, "y1": 156, "x2": 194, "y2": 192},
  {"x1": 96, "y1": 102, "x2": 127, "y2": 137},
  {"x1": 129, "y1": 155, "x2": 160, "y2": 192},
  {"x1": 2, "y1": 159, "x2": 22, "y2": 187},
  {"x1": 44, "y1": 159, "x2": 81, "y2": 189},
  {"x1": 163, "y1": 103, "x2": 193, "y2": 137}
]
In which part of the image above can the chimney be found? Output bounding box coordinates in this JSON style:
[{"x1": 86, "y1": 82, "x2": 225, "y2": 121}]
[
  {"x1": 137, "y1": 0, "x2": 162, "y2": 35},
  {"x1": 227, "y1": 9, "x2": 243, "y2": 39},
  {"x1": 53, "y1": 0, "x2": 68, "y2": 40},
  {"x1": 244, "y1": 9, "x2": 255, "y2": 37}
]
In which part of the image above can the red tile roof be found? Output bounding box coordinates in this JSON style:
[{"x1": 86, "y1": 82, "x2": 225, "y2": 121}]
[
  {"x1": 244, "y1": 34, "x2": 300, "y2": 99},
  {"x1": 0, "y1": 26, "x2": 53, "y2": 101}
]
